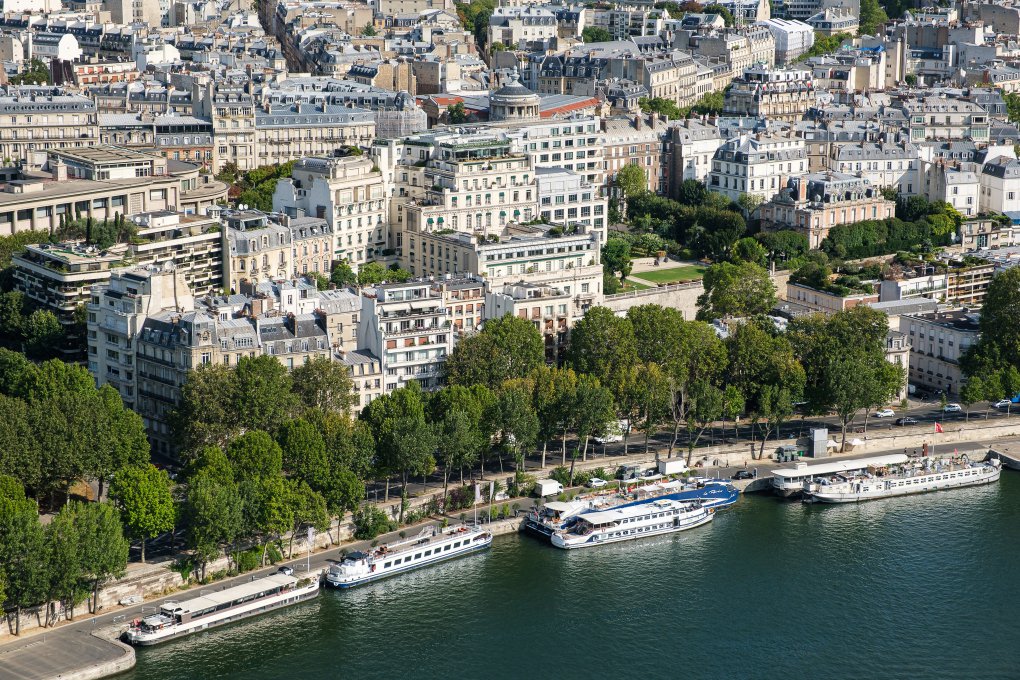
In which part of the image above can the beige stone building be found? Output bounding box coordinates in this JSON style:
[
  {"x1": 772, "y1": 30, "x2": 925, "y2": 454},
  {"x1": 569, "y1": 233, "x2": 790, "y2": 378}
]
[
  {"x1": 223, "y1": 210, "x2": 294, "y2": 293},
  {"x1": 723, "y1": 65, "x2": 816, "y2": 123},
  {"x1": 254, "y1": 104, "x2": 376, "y2": 169},
  {"x1": 761, "y1": 172, "x2": 894, "y2": 249},
  {"x1": 273, "y1": 156, "x2": 389, "y2": 269},
  {"x1": 0, "y1": 86, "x2": 100, "y2": 162}
]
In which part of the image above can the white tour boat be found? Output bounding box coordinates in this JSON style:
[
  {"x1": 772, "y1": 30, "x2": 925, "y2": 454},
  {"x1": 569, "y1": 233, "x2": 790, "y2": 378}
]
[
  {"x1": 123, "y1": 572, "x2": 319, "y2": 646},
  {"x1": 325, "y1": 525, "x2": 492, "y2": 588},
  {"x1": 802, "y1": 455, "x2": 1001, "y2": 503},
  {"x1": 550, "y1": 498, "x2": 713, "y2": 549},
  {"x1": 771, "y1": 454, "x2": 909, "y2": 498}
]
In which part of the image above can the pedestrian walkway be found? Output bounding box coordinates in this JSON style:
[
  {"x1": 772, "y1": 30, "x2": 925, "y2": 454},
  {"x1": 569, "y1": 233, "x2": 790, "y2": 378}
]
[{"x1": 0, "y1": 628, "x2": 133, "y2": 680}]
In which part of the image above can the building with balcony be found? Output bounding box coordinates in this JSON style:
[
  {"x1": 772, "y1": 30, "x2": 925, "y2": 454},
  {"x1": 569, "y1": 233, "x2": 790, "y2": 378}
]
[
  {"x1": 535, "y1": 167, "x2": 607, "y2": 239},
  {"x1": 899, "y1": 309, "x2": 980, "y2": 396},
  {"x1": 87, "y1": 267, "x2": 194, "y2": 412},
  {"x1": 723, "y1": 65, "x2": 816, "y2": 123},
  {"x1": 254, "y1": 104, "x2": 376, "y2": 169},
  {"x1": 0, "y1": 86, "x2": 99, "y2": 162},
  {"x1": 356, "y1": 278, "x2": 460, "y2": 392},
  {"x1": 272, "y1": 155, "x2": 388, "y2": 269},
  {"x1": 709, "y1": 131, "x2": 808, "y2": 202},
  {"x1": 222, "y1": 210, "x2": 293, "y2": 293},
  {"x1": 501, "y1": 115, "x2": 605, "y2": 190}
]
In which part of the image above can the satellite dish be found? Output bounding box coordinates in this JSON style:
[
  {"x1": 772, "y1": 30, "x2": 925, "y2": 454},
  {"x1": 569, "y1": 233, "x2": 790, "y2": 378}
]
[{"x1": 164, "y1": 259, "x2": 176, "y2": 272}]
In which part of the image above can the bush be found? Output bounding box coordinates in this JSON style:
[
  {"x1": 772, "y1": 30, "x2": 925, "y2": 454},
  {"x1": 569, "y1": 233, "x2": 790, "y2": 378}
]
[
  {"x1": 510, "y1": 471, "x2": 536, "y2": 497},
  {"x1": 549, "y1": 466, "x2": 571, "y2": 486},
  {"x1": 590, "y1": 467, "x2": 608, "y2": 481},
  {"x1": 233, "y1": 547, "x2": 261, "y2": 573},
  {"x1": 265, "y1": 543, "x2": 283, "y2": 565},
  {"x1": 447, "y1": 485, "x2": 474, "y2": 510},
  {"x1": 354, "y1": 506, "x2": 396, "y2": 539},
  {"x1": 171, "y1": 557, "x2": 194, "y2": 583},
  {"x1": 572, "y1": 470, "x2": 592, "y2": 487}
]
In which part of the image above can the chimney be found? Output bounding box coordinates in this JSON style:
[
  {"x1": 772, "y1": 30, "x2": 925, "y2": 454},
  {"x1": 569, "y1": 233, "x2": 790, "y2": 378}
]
[
  {"x1": 635, "y1": 113, "x2": 643, "y2": 131},
  {"x1": 51, "y1": 158, "x2": 67, "y2": 182}
]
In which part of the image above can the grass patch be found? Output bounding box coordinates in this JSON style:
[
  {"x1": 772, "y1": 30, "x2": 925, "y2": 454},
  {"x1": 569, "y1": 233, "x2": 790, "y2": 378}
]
[
  {"x1": 632, "y1": 265, "x2": 707, "y2": 284},
  {"x1": 621, "y1": 279, "x2": 651, "y2": 291}
]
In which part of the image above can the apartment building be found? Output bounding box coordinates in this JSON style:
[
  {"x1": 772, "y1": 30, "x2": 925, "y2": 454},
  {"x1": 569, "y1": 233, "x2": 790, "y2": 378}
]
[
  {"x1": 708, "y1": 132, "x2": 807, "y2": 202},
  {"x1": 254, "y1": 104, "x2": 375, "y2": 168},
  {"x1": 223, "y1": 210, "x2": 293, "y2": 293},
  {"x1": 668, "y1": 118, "x2": 723, "y2": 188},
  {"x1": 828, "y1": 141, "x2": 921, "y2": 196},
  {"x1": 535, "y1": 168, "x2": 607, "y2": 238},
  {"x1": 979, "y1": 155, "x2": 1020, "y2": 214},
  {"x1": 902, "y1": 97, "x2": 991, "y2": 144},
  {"x1": 899, "y1": 309, "x2": 980, "y2": 396},
  {"x1": 761, "y1": 172, "x2": 895, "y2": 249},
  {"x1": 356, "y1": 279, "x2": 459, "y2": 392},
  {"x1": 87, "y1": 267, "x2": 195, "y2": 412},
  {"x1": 272, "y1": 155, "x2": 389, "y2": 269},
  {"x1": 723, "y1": 65, "x2": 816, "y2": 123},
  {"x1": 501, "y1": 115, "x2": 605, "y2": 190},
  {"x1": 488, "y1": 6, "x2": 559, "y2": 49},
  {"x1": 0, "y1": 86, "x2": 100, "y2": 162},
  {"x1": 603, "y1": 113, "x2": 671, "y2": 195}
]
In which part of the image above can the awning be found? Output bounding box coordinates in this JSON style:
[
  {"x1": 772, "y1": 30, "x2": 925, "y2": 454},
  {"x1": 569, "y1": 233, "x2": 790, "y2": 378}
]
[
  {"x1": 500, "y1": 210, "x2": 506, "y2": 217},
  {"x1": 437, "y1": 216, "x2": 444, "y2": 223},
  {"x1": 513, "y1": 209, "x2": 521, "y2": 215},
  {"x1": 427, "y1": 217, "x2": 434, "y2": 224}
]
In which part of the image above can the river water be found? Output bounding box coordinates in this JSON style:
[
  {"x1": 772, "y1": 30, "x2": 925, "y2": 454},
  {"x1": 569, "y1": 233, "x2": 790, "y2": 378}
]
[{"x1": 123, "y1": 473, "x2": 1020, "y2": 680}]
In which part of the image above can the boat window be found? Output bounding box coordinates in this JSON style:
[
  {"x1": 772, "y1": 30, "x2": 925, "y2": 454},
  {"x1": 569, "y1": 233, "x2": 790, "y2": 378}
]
[
  {"x1": 414, "y1": 553, "x2": 422, "y2": 560},
  {"x1": 424, "y1": 549, "x2": 432, "y2": 556},
  {"x1": 384, "y1": 561, "x2": 392, "y2": 568},
  {"x1": 444, "y1": 544, "x2": 451, "y2": 551}
]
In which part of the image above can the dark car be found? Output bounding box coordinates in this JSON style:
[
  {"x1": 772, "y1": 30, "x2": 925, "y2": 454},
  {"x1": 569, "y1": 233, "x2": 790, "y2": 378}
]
[
  {"x1": 895, "y1": 417, "x2": 919, "y2": 426},
  {"x1": 732, "y1": 470, "x2": 753, "y2": 480}
]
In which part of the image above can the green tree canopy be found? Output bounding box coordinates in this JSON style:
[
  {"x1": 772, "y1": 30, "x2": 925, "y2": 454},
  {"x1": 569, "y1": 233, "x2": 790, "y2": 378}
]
[
  {"x1": 291, "y1": 356, "x2": 356, "y2": 414},
  {"x1": 582, "y1": 26, "x2": 613, "y2": 43},
  {"x1": 445, "y1": 314, "x2": 545, "y2": 388},
  {"x1": 109, "y1": 464, "x2": 175, "y2": 563},
  {"x1": 697, "y1": 261, "x2": 777, "y2": 320},
  {"x1": 568, "y1": 306, "x2": 639, "y2": 405},
  {"x1": 615, "y1": 164, "x2": 647, "y2": 198}
]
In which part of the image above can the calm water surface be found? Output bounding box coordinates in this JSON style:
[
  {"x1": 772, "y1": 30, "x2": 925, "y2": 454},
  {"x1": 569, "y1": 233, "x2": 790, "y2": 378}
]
[{"x1": 123, "y1": 473, "x2": 1020, "y2": 680}]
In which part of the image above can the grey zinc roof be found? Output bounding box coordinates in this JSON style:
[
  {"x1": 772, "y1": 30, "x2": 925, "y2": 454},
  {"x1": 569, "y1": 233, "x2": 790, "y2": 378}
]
[{"x1": 982, "y1": 156, "x2": 1020, "y2": 179}]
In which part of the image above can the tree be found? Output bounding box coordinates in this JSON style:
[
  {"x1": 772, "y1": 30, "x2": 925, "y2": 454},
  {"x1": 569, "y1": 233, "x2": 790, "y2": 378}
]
[
  {"x1": 92, "y1": 385, "x2": 150, "y2": 499},
  {"x1": 489, "y1": 41, "x2": 507, "y2": 52},
  {"x1": 276, "y1": 419, "x2": 329, "y2": 485},
  {"x1": 488, "y1": 384, "x2": 539, "y2": 474},
  {"x1": 435, "y1": 409, "x2": 483, "y2": 499},
  {"x1": 43, "y1": 505, "x2": 83, "y2": 626},
  {"x1": 737, "y1": 193, "x2": 764, "y2": 217},
  {"x1": 447, "y1": 102, "x2": 469, "y2": 124},
  {"x1": 791, "y1": 307, "x2": 902, "y2": 450},
  {"x1": 858, "y1": 0, "x2": 888, "y2": 34},
  {"x1": 602, "y1": 237, "x2": 633, "y2": 283},
  {"x1": 628, "y1": 304, "x2": 685, "y2": 369},
  {"x1": 233, "y1": 355, "x2": 300, "y2": 433},
  {"x1": 445, "y1": 314, "x2": 544, "y2": 388},
  {"x1": 568, "y1": 306, "x2": 639, "y2": 405},
  {"x1": 10, "y1": 58, "x2": 49, "y2": 85},
  {"x1": 0, "y1": 394, "x2": 38, "y2": 493},
  {"x1": 615, "y1": 164, "x2": 647, "y2": 199},
  {"x1": 677, "y1": 179, "x2": 708, "y2": 206},
  {"x1": 74, "y1": 502, "x2": 129, "y2": 614},
  {"x1": 25, "y1": 309, "x2": 63, "y2": 360},
  {"x1": 697, "y1": 261, "x2": 776, "y2": 320},
  {"x1": 0, "y1": 493, "x2": 46, "y2": 635},
  {"x1": 171, "y1": 363, "x2": 236, "y2": 452},
  {"x1": 109, "y1": 465, "x2": 176, "y2": 563},
  {"x1": 383, "y1": 416, "x2": 436, "y2": 520},
  {"x1": 183, "y1": 477, "x2": 243, "y2": 580},
  {"x1": 291, "y1": 356, "x2": 356, "y2": 414},
  {"x1": 362, "y1": 382, "x2": 428, "y2": 498},
  {"x1": 226, "y1": 430, "x2": 283, "y2": 482},
  {"x1": 731, "y1": 237, "x2": 768, "y2": 267},
  {"x1": 317, "y1": 466, "x2": 364, "y2": 543},
  {"x1": 361, "y1": 23, "x2": 377, "y2": 36},
  {"x1": 357, "y1": 261, "x2": 393, "y2": 286},
  {"x1": 183, "y1": 445, "x2": 234, "y2": 486},
  {"x1": 639, "y1": 97, "x2": 684, "y2": 119},
  {"x1": 309, "y1": 272, "x2": 330, "y2": 291},
  {"x1": 627, "y1": 362, "x2": 671, "y2": 452},
  {"x1": 284, "y1": 480, "x2": 329, "y2": 558},
  {"x1": 582, "y1": 26, "x2": 612, "y2": 43},
  {"x1": 571, "y1": 375, "x2": 615, "y2": 477},
  {"x1": 330, "y1": 260, "x2": 358, "y2": 287},
  {"x1": 959, "y1": 377, "x2": 984, "y2": 422},
  {"x1": 1006, "y1": 92, "x2": 1020, "y2": 126},
  {"x1": 684, "y1": 379, "x2": 724, "y2": 465}
]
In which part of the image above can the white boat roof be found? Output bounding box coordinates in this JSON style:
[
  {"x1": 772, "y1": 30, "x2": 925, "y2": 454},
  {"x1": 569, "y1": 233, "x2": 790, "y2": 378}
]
[
  {"x1": 544, "y1": 501, "x2": 576, "y2": 512},
  {"x1": 772, "y1": 454, "x2": 909, "y2": 479},
  {"x1": 579, "y1": 499, "x2": 683, "y2": 525},
  {"x1": 164, "y1": 573, "x2": 298, "y2": 615}
]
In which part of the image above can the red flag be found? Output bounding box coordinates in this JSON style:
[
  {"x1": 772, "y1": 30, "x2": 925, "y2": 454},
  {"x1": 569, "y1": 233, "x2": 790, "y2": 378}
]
[{"x1": 935, "y1": 422, "x2": 944, "y2": 433}]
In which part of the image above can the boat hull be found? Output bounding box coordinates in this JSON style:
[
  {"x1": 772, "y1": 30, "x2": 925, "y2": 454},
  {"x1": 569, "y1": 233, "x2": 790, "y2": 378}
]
[
  {"x1": 804, "y1": 467, "x2": 1000, "y2": 504},
  {"x1": 123, "y1": 580, "x2": 320, "y2": 646},
  {"x1": 551, "y1": 512, "x2": 713, "y2": 550},
  {"x1": 325, "y1": 537, "x2": 492, "y2": 588}
]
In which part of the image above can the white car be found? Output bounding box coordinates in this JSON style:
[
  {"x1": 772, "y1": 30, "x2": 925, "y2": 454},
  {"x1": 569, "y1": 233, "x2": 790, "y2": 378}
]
[
  {"x1": 994, "y1": 399, "x2": 1014, "y2": 409},
  {"x1": 943, "y1": 403, "x2": 963, "y2": 413},
  {"x1": 277, "y1": 565, "x2": 294, "y2": 576},
  {"x1": 587, "y1": 477, "x2": 608, "y2": 489},
  {"x1": 874, "y1": 409, "x2": 895, "y2": 418}
]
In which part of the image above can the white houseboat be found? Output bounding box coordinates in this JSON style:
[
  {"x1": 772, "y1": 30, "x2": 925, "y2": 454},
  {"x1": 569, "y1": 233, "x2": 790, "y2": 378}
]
[
  {"x1": 803, "y1": 456, "x2": 1001, "y2": 503},
  {"x1": 326, "y1": 525, "x2": 491, "y2": 588},
  {"x1": 550, "y1": 499, "x2": 713, "y2": 550},
  {"x1": 771, "y1": 454, "x2": 909, "y2": 498},
  {"x1": 123, "y1": 572, "x2": 319, "y2": 646}
]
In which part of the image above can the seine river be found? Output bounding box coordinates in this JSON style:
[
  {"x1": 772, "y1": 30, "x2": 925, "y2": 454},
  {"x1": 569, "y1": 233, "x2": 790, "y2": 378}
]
[{"x1": 123, "y1": 473, "x2": 1020, "y2": 680}]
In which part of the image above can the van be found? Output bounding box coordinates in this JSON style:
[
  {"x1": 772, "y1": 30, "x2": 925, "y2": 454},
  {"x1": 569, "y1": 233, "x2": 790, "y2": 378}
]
[{"x1": 535, "y1": 479, "x2": 564, "y2": 497}]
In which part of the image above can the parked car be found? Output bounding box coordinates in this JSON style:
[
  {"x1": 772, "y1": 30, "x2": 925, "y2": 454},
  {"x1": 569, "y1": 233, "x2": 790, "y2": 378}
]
[
  {"x1": 943, "y1": 403, "x2": 963, "y2": 413},
  {"x1": 587, "y1": 477, "x2": 608, "y2": 489},
  {"x1": 732, "y1": 470, "x2": 753, "y2": 480},
  {"x1": 874, "y1": 408, "x2": 895, "y2": 418},
  {"x1": 895, "y1": 417, "x2": 919, "y2": 426},
  {"x1": 278, "y1": 566, "x2": 294, "y2": 576},
  {"x1": 994, "y1": 399, "x2": 1013, "y2": 409}
]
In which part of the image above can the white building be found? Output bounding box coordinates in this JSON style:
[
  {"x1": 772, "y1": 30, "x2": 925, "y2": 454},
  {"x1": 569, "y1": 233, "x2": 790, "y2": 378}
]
[
  {"x1": 828, "y1": 141, "x2": 922, "y2": 196},
  {"x1": 899, "y1": 309, "x2": 980, "y2": 396},
  {"x1": 760, "y1": 18, "x2": 814, "y2": 64},
  {"x1": 927, "y1": 165, "x2": 979, "y2": 217},
  {"x1": 30, "y1": 32, "x2": 82, "y2": 63},
  {"x1": 272, "y1": 156, "x2": 389, "y2": 269},
  {"x1": 669, "y1": 118, "x2": 723, "y2": 186},
  {"x1": 708, "y1": 132, "x2": 808, "y2": 202},
  {"x1": 488, "y1": 6, "x2": 559, "y2": 49},
  {"x1": 979, "y1": 155, "x2": 1020, "y2": 215},
  {"x1": 535, "y1": 167, "x2": 607, "y2": 240},
  {"x1": 501, "y1": 115, "x2": 605, "y2": 191}
]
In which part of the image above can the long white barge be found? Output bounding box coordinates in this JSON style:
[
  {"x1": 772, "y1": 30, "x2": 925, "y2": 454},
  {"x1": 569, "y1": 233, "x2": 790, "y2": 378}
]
[
  {"x1": 771, "y1": 454, "x2": 909, "y2": 498},
  {"x1": 326, "y1": 525, "x2": 491, "y2": 588},
  {"x1": 803, "y1": 456, "x2": 1001, "y2": 503},
  {"x1": 123, "y1": 572, "x2": 319, "y2": 645},
  {"x1": 550, "y1": 499, "x2": 713, "y2": 549}
]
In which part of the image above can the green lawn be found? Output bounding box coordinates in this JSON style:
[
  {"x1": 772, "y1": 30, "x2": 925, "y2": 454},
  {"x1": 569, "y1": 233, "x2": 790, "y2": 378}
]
[
  {"x1": 631, "y1": 265, "x2": 707, "y2": 285},
  {"x1": 621, "y1": 279, "x2": 650, "y2": 292}
]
